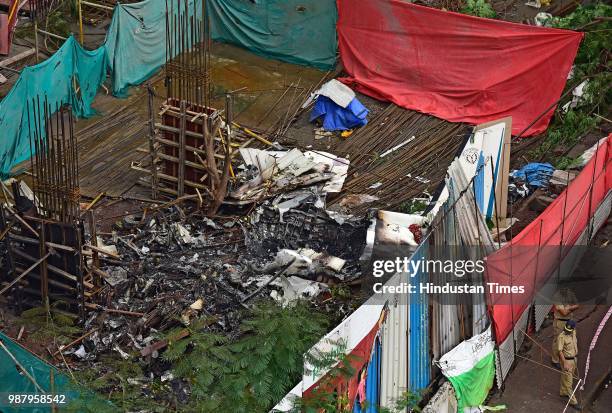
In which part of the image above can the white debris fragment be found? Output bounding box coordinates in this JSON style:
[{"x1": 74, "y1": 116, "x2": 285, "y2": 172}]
[
  {"x1": 161, "y1": 371, "x2": 174, "y2": 382},
  {"x1": 172, "y1": 223, "x2": 193, "y2": 244},
  {"x1": 271, "y1": 276, "x2": 328, "y2": 306},
  {"x1": 189, "y1": 298, "x2": 204, "y2": 310},
  {"x1": 113, "y1": 344, "x2": 130, "y2": 360},
  {"x1": 104, "y1": 267, "x2": 128, "y2": 286},
  {"x1": 73, "y1": 345, "x2": 88, "y2": 359}
]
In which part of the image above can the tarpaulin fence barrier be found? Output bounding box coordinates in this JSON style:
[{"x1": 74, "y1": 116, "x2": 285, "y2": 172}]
[
  {"x1": 0, "y1": 35, "x2": 107, "y2": 177},
  {"x1": 336, "y1": 0, "x2": 583, "y2": 136},
  {"x1": 0, "y1": 331, "x2": 111, "y2": 412},
  {"x1": 485, "y1": 135, "x2": 612, "y2": 345},
  {"x1": 0, "y1": 0, "x2": 201, "y2": 177},
  {"x1": 207, "y1": 0, "x2": 337, "y2": 70},
  {"x1": 1, "y1": 0, "x2": 336, "y2": 177},
  {"x1": 494, "y1": 188, "x2": 612, "y2": 386}
]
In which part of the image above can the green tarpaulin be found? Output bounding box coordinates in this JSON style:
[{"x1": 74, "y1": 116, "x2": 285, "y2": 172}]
[
  {"x1": 0, "y1": 36, "x2": 107, "y2": 177},
  {"x1": 208, "y1": 0, "x2": 337, "y2": 69},
  {"x1": 439, "y1": 327, "x2": 496, "y2": 412},
  {"x1": 0, "y1": 332, "x2": 73, "y2": 412},
  {"x1": 105, "y1": 0, "x2": 202, "y2": 97}
]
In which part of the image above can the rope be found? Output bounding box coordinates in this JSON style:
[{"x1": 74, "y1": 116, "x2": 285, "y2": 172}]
[{"x1": 581, "y1": 305, "x2": 612, "y2": 390}]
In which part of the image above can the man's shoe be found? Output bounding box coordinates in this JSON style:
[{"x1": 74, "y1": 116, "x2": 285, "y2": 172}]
[
  {"x1": 570, "y1": 404, "x2": 582, "y2": 411},
  {"x1": 552, "y1": 362, "x2": 561, "y2": 369}
]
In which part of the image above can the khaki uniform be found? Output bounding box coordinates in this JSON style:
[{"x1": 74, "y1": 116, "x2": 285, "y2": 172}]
[
  {"x1": 552, "y1": 304, "x2": 575, "y2": 364},
  {"x1": 558, "y1": 331, "x2": 578, "y2": 405}
]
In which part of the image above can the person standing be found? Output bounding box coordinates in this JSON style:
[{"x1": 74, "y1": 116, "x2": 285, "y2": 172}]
[
  {"x1": 552, "y1": 294, "x2": 579, "y2": 369},
  {"x1": 558, "y1": 320, "x2": 581, "y2": 411}
]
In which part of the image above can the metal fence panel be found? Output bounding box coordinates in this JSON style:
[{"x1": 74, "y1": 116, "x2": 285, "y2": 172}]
[
  {"x1": 380, "y1": 273, "x2": 409, "y2": 408},
  {"x1": 409, "y1": 243, "x2": 430, "y2": 391}
]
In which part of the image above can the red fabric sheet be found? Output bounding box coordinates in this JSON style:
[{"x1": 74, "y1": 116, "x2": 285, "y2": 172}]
[
  {"x1": 302, "y1": 309, "x2": 386, "y2": 409},
  {"x1": 337, "y1": 0, "x2": 583, "y2": 136},
  {"x1": 485, "y1": 135, "x2": 611, "y2": 343}
]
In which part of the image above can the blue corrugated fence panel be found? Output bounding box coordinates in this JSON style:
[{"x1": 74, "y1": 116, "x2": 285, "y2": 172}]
[{"x1": 409, "y1": 242, "x2": 430, "y2": 391}]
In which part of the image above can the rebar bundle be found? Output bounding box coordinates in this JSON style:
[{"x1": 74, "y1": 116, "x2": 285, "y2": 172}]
[
  {"x1": 329, "y1": 105, "x2": 471, "y2": 213},
  {"x1": 165, "y1": 0, "x2": 212, "y2": 108},
  {"x1": 28, "y1": 0, "x2": 54, "y2": 22},
  {"x1": 27, "y1": 96, "x2": 80, "y2": 223}
]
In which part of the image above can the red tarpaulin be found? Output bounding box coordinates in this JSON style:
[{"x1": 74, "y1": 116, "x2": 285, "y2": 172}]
[
  {"x1": 485, "y1": 135, "x2": 611, "y2": 343},
  {"x1": 337, "y1": 0, "x2": 583, "y2": 136}
]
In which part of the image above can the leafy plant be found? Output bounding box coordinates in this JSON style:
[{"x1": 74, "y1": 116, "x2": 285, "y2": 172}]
[
  {"x1": 398, "y1": 198, "x2": 429, "y2": 214},
  {"x1": 380, "y1": 390, "x2": 424, "y2": 413},
  {"x1": 67, "y1": 354, "x2": 174, "y2": 412},
  {"x1": 532, "y1": 4, "x2": 611, "y2": 163},
  {"x1": 461, "y1": 0, "x2": 497, "y2": 19},
  {"x1": 163, "y1": 300, "x2": 329, "y2": 412}
]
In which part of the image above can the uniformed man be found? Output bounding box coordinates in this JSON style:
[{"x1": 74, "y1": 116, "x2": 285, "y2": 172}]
[
  {"x1": 551, "y1": 292, "x2": 579, "y2": 369},
  {"x1": 558, "y1": 320, "x2": 581, "y2": 411}
]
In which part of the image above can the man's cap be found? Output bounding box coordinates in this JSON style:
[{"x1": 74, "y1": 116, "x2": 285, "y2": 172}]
[{"x1": 565, "y1": 320, "x2": 576, "y2": 332}]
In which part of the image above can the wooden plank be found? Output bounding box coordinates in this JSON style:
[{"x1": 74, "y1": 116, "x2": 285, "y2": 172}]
[
  {"x1": 178, "y1": 101, "x2": 187, "y2": 196},
  {"x1": 0, "y1": 48, "x2": 35, "y2": 68},
  {"x1": 0, "y1": 252, "x2": 51, "y2": 295}
]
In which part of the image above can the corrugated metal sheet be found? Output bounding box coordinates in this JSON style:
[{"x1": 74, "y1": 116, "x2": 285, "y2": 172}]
[
  {"x1": 363, "y1": 338, "x2": 382, "y2": 413},
  {"x1": 447, "y1": 163, "x2": 494, "y2": 336},
  {"x1": 534, "y1": 304, "x2": 552, "y2": 332},
  {"x1": 380, "y1": 272, "x2": 409, "y2": 408},
  {"x1": 409, "y1": 242, "x2": 430, "y2": 391},
  {"x1": 514, "y1": 305, "x2": 531, "y2": 352},
  {"x1": 431, "y1": 183, "x2": 468, "y2": 361}
]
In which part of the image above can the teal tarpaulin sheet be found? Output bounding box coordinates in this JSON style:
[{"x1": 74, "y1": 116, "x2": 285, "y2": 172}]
[
  {"x1": 208, "y1": 0, "x2": 337, "y2": 70},
  {"x1": 0, "y1": 36, "x2": 107, "y2": 177},
  {"x1": 0, "y1": 332, "x2": 73, "y2": 412},
  {"x1": 105, "y1": 0, "x2": 202, "y2": 97}
]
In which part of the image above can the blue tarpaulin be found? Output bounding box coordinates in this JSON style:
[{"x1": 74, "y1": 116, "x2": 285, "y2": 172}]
[
  {"x1": 511, "y1": 163, "x2": 555, "y2": 188},
  {"x1": 310, "y1": 96, "x2": 368, "y2": 131}
]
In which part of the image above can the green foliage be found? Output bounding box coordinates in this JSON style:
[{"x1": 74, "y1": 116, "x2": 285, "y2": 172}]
[
  {"x1": 66, "y1": 355, "x2": 168, "y2": 413},
  {"x1": 18, "y1": 304, "x2": 81, "y2": 345},
  {"x1": 380, "y1": 390, "x2": 424, "y2": 413},
  {"x1": 533, "y1": 4, "x2": 611, "y2": 164},
  {"x1": 555, "y1": 155, "x2": 581, "y2": 170},
  {"x1": 553, "y1": 3, "x2": 612, "y2": 78},
  {"x1": 330, "y1": 284, "x2": 352, "y2": 300},
  {"x1": 397, "y1": 198, "x2": 428, "y2": 214},
  {"x1": 165, "y1": 300, "x2": 329, "y2": 413},
  {"x1": 461, "y1": 0, "x2": 497, "y2": 19},
  {"x1": 534, "y1": 109, "x2": 598, "y2": 162}
]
